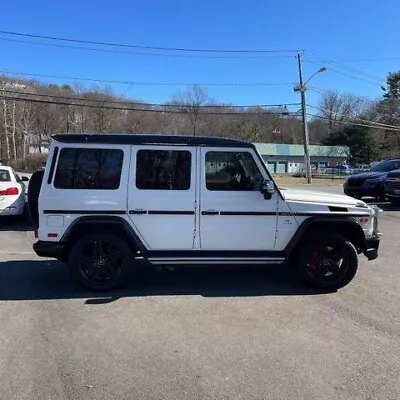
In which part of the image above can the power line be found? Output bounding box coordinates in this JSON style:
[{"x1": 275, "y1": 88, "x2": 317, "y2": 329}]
[
  {"x1": 0, "y1": 30, "x2": 299, "y2": 54},
  {"x1": 0, "y1": 89, "x2": 300, "y2": 109},
  {"x1": 307, "y1": 104, "x2": 400, "y2": 130},
  {"x1": 0, "y1": 95, "x2": 298, "y2": 116},
  {"x1": 307, "y1": 113, "x2": 400, "y2": 132},
  {"x1": 0, "y1": 69, "x2": 297, "y2": 87},
  {"x1": 306, "y1": 52, "x2": 384, "y2": 84},
  {"x1": 0, "y1": 37, "x2": 297, "y2": 60},
  {"x1": 339, "y1": 57, "x2": 400, "y2": 63},
  {"x1": 305, "y1": 60, "x2": 383, "y2": 87}
]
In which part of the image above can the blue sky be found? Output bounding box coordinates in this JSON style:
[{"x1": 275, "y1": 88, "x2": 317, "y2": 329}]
[{"x1": 1, "y1": 0, "x2": 399, "y2": 110}]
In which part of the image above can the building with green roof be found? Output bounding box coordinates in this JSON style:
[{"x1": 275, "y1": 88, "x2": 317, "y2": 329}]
[{"x1": 253, "y1": 143, "x2": 350, "y2": 174}]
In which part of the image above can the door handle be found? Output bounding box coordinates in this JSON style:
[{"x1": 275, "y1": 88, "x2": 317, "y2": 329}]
[
  {"x1": 201, "y1": 210, "x2": 219, "y2": 216},
  {"x1": 129, "y1": 209, "x2": 148, "y2": 215}
]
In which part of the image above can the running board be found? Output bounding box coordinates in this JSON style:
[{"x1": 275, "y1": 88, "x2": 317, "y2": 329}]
[{"x1": 148, "y1": 257, "x2": 286, "y2": 265}]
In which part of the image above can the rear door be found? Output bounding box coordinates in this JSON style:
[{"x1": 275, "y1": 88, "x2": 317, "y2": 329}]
[{"x1": 128, "y1": 145, "x2": 196, "y2": 250}]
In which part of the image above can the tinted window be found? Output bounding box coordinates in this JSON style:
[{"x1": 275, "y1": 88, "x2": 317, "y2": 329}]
[
  {"x1": 54, "y1": 148, "x2": 123, "y2": 189},
  {"x1": 136, "y1": 150, "x2": 191, "y2": 190},
  {"x1": 372, "y1": 160, "x2": 400, "y2": 172},
  {"x1": 0, "y1": 170, "x2": 11, "y2": 182},
  {"x1": 205, "y1": 151, "x2": 263, "y2": 191}
]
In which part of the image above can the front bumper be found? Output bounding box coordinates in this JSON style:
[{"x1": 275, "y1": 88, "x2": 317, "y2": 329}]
[
  {"x1": 364, "y1": 235, "x2": 380, "y2": 260},
  {"x1": 363, "y1": 205, "x2": 381, "y2": 261},
  {"x1": 33, "y1": 240, "x2": 65, "y2": 259}
]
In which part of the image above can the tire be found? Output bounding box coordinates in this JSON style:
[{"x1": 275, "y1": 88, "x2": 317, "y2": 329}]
[
  {"x1": 27, "y1": 169, "x2": 44, "y2": 226},
  {"x1": 68, "y1": 232, "x2": 133, "y2": 291},
  {"x1": 297, "y1": 233, "x2": 358, "y2": 290}
]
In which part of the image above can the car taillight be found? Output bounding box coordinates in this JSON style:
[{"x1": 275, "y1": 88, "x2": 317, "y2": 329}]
[{"x1": 0, "y1": 187, "x2": 19, "y2": 196}]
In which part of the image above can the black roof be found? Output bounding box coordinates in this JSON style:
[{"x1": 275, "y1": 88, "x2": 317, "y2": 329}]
[{"x1": 52, "y1": 133, "x2": 253, "y2": 148}]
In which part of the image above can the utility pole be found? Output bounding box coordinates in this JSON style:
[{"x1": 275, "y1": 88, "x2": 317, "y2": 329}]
[{"x1": 296, "y1": 51, "x2": 312, "y2": 184}]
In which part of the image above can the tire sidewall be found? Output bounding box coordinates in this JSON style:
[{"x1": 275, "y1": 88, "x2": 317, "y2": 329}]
[
  {"x1": 298, "y1": 233, "x2": 358, "y2": 290},
  {"x1": 69, "y1": 232, "x2": 133, "y2": 291}
]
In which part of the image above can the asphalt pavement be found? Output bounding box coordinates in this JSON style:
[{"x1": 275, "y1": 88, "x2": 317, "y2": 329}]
[{"x1": 0, "y1": 185, "x2": 399, "y2": 400}]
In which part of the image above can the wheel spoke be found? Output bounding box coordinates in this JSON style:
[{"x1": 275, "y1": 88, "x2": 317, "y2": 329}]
[
  {"x1": 94, "y1": 241, "x2": 105, "y2": 258},
  {"x1": 80, "y1": 255, "x2": 95, "y2": 267},
  {"x1": 106, "y1": 250, "x2": 123, "y2": 263}
]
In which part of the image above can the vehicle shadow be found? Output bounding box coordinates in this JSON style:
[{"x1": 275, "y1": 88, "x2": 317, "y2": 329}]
[
  {"x1": 0, "y1": 260, "x2": 334, "y2": 302},
  {"x1": 0, "y1": 217, "x2": 34, "y2": 232}
]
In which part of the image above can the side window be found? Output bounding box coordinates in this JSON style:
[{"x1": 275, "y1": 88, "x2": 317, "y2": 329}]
[
  {"x1": 136, "y1": 150, "x2": 191, "y2": 190},
  {"x1": 205, "y1": 151, "x2": 263, "y2": 191},
  {"x1": 54, "y1": 148, "x2": 124, "y2": 190}
]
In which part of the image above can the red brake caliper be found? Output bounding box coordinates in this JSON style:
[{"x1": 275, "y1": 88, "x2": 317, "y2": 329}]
[{"x1": 309, "y1": 248, "x2": 319, "y2": 271}]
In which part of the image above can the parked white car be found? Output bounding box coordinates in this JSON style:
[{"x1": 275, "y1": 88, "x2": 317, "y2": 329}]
[{"x1": 0, "y1": 166, "x2": 29, "y2": 218}]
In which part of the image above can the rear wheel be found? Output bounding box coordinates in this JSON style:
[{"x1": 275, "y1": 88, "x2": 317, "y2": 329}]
[
  {"x1": 297, "y1": 233, "x2": 358, "y2": 290},
  {"x1": 68, "y1": 232, "x2": 133, "y2": 291}
]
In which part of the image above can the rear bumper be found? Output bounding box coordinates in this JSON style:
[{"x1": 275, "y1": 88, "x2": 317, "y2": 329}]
[{"x1": 33, "y1": 240, "x2": 65, "y2": 259}]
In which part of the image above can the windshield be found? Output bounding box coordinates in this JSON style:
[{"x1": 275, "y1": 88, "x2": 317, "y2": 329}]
[{"x1": 372, "y1": 160, "x2": 400, "y2": 172}]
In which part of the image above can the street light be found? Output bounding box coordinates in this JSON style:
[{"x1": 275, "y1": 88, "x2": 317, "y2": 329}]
[{"x1": 294, "y1": 54, "x2": 327, "y2": 183}]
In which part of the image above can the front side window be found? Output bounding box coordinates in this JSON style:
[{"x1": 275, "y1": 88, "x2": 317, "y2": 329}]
[
  {"x1": 205, "y1": 151, "x2": 264, "y2": 191},
  {"x1": 54, "y1": 148, "x2": 124, "y2": 189},
  {"x1": 136, "y1": 150, "x2": 191, "y2": 190}
]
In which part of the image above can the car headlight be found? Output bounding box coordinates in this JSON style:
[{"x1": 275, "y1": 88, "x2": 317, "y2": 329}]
[{"x1": 359, "y1": 216, "x2": 374, "y2": 237}]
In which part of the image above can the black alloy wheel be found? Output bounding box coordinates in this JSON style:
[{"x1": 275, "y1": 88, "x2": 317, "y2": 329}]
[
  {"x1": 69, "y1": 233, "x2": 132, "y2": 291},
  {"x1": 298, "y1": 233, "x2": 358, "y2": 290}
]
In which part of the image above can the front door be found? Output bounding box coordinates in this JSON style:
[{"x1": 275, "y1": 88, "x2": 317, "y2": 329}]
[
  {"x1": 128, "y1": 146, "x2": 196, "y2": 250},
  {"x1": 199, "y1": 148, "x2": 278, "y2": 251}
]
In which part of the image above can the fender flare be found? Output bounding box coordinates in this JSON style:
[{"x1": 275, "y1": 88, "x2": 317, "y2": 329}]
[
  {"x1": 61, "y1": 215, "x2": 147, "y2": 253},
  {"x1": 284, "y1": 215, "x2": 365, "y2": 256}
]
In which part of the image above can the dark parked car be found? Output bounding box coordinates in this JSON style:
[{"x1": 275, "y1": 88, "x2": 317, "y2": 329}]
[
  {"x1": 344, "y1": 159, "x2": 400, "y2": 200},
  {"x1": 384, "y1": 169, "x2": 400, "y2": 204}
]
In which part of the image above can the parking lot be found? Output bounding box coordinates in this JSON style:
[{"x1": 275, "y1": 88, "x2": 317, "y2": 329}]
[{"x1": 0, "y1": 185, "x2": 399, "y2": 400}]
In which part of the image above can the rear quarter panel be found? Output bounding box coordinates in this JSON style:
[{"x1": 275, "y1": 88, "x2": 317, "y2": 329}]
[{"x1": 38, "y1": 141, "x2": 131, "y2": 242}]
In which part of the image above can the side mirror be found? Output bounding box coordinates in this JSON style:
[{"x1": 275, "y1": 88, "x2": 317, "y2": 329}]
[
  {"x1": 21, "y1": 176, "x2": 29, "y2": 182},
  {"x1": 260, "y1": 179, "x2": 276, "y2": 199}
]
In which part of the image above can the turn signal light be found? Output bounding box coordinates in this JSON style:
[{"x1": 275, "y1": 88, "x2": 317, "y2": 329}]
[{"x1": 0, "y1": 187, "x2": 18, "y2": 196}]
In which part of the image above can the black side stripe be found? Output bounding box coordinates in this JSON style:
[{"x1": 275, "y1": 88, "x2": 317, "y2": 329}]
[
  {"x1": 148, "y1": 210, "x2": 195, "y2": 215},
  {"x1": 220, "y1": 211, "x2": 275, "y2": 216},
  {"x1": 129, "y1": 210, "x2": 195, "y2": 215},
  {"x1": 43, "y1": 210, "x2": 126, "y2": 215},
  {"x1": 203, "y1": 211, "x2": 370, "y2": 217}
]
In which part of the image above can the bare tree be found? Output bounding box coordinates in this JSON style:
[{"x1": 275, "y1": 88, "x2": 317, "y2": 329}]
[
  {"x1": 169, "y1": 85, "x2": 210, "y2": 135},
  {"x1": 318, "y1": 90, "x2": 371, "y2": 135}
]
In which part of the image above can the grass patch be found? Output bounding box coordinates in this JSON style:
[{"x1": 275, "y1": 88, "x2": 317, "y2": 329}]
[{"x1": 273, "y1": 175, "x2": 345, "y2": 186}]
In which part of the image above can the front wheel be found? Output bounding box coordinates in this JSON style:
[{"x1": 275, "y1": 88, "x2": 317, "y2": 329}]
[
  {"x1": 68, "y1": 232, "x2": 133, "y2": 291},
  {"x1": 297, "y1": 233, "x2": 358, "y2": 290}
]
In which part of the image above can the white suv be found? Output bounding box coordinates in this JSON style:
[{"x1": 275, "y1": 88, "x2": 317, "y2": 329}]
[{"x1": 32, "y1": 134, "x2": 381, "y2": 291}]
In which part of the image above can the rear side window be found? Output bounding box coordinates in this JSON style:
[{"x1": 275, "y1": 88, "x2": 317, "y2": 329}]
[
  {"x1": 136, "y1": 150, "x2": 191, "y2": 190},
  {"x1": 54, "y1": 148, "x2": 124, "y2": 190},
  {"x1": 0, "y1": 170, "x2": 11, "y2": 182}
]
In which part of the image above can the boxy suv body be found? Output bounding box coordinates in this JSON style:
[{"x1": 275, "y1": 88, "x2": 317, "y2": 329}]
[{"x1": 32, "y1": 134, "x2": 381, "y2": 291}]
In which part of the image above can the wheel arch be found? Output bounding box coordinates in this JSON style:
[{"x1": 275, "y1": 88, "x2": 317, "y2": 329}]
[
  {"x1": 285, "y1": 216, "x2": 365, "y2": 258},
  {"x1": 61, "y1": 216, "x2": 147, "y2": 257}
]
